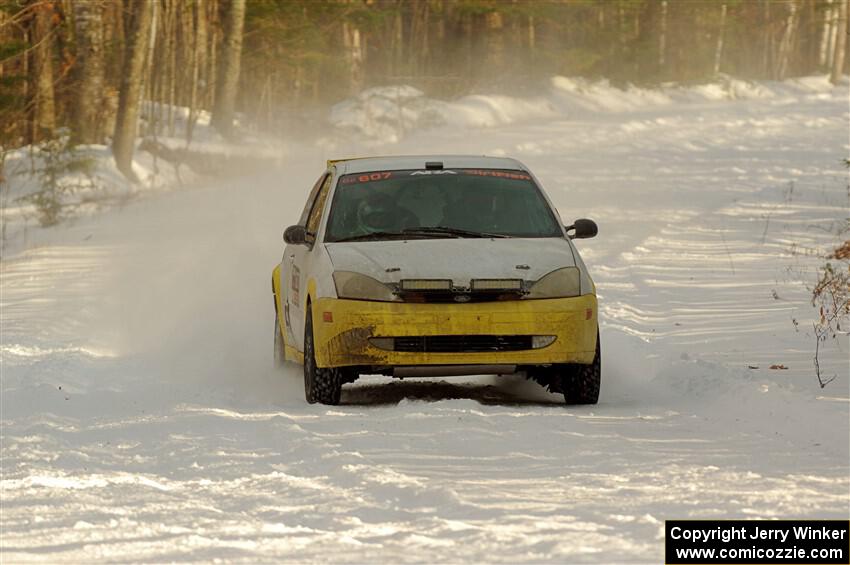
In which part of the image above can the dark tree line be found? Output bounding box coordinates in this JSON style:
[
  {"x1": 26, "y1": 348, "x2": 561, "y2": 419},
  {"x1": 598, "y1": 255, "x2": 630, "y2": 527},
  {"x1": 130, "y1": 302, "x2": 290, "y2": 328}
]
[
  {"x1": 239, "y1": 0, "x2": 850, "y2": 133},
  {"x1": 0, "y1": 0, "x2": 847, "y2": 180}
]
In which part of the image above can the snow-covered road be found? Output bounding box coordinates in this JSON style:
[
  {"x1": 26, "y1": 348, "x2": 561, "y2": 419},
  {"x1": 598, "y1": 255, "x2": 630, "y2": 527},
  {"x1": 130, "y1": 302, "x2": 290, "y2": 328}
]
[{"x1": 2, "y1": 78, "x2": 848, "y2": 563}]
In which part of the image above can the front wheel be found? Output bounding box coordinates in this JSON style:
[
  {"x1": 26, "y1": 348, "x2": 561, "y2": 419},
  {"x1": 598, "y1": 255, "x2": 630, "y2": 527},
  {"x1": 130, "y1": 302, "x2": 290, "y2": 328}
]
[
  {"x1": 303, "y1": 303, "x2": 342, "y2": 405},
  {"x1": 562, "y1": 332, "x2": 601, "y2": 405}
]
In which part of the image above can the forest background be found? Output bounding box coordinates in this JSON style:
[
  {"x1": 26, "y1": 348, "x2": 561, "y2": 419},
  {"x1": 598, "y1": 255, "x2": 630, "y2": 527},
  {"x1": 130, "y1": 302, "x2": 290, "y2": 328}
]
[{"x1": 1, "y1": 0, "x2": 848, "y2": 181}]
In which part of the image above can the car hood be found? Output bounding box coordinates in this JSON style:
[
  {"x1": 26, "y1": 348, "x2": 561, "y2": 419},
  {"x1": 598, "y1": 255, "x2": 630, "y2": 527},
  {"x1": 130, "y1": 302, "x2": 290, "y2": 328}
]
[{"x1": 324, "y1": 238, "x2": 576, "y2": 285}]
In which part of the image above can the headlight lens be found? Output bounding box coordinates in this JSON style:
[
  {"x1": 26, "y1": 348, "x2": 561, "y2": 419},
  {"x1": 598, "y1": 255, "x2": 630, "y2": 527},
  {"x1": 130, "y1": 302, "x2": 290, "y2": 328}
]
[
  {"x1": 333, "y1": 271, "x2": 398, "y2": 301},
  {"x1": 526, "y1": 267, "x2": 581, "y2": 299}
]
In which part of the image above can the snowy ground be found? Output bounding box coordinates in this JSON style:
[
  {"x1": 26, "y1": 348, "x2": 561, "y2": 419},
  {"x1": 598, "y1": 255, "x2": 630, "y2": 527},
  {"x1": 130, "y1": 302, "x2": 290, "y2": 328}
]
[
  {"x1": 0, "y1": 104, "x2": 284, "y2": 247},
  {"x1": 1, "y1": 77, "x2": 848, "y2": 563}
]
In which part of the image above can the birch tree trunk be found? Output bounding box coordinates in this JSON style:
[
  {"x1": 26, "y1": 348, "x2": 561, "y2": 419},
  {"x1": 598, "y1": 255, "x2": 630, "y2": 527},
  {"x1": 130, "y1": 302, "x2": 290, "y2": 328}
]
[
  {"x1": 102, "y1": 0, "x2": 124, "y2": 91},
  {"x1": 343, "y1": 21, "x2": 364, "y2": 95},
  {"x1": 713, "y1": 3, "x2": 727, "y2": 75},
  {"x1": 391, "y1": 6, "x2": 403, "y2": 76},
  {"x1": 211, "y1": 0, "x2": 245, "y2": 138},
  {"x1": 163, "y1": 0, "x2": 176, "y2": 137},
  {"x1": 776, "y1": 0, "x2": 799, "y2": 79},
  {"x1": 762, "y1": 0, "x2": 773, "y2": 77},
  {"x1": 419, "y1": 0, "x2": 429, "y2": 75},
  {"x1": 820, "y1": 0, "x2": 834, "y2": 67},
  {"x1": 485, "y1": 11, "x2": 504, "y2": 70},
  {"x1": 462, "y1": 12, "x2": 473, "y2": 78},
  {"x1": 145, "y1": 0, "x2": 159, "y2": 137},
  {"x1": 72, "y1": 0, "x2": 105, "y2": 144},
  {"x1": 658, "y1": 0, "x2": 668, "y2": 67},
  {"x1": 29, "y1": 0, "x2": 56, "y2": 143},
  {"x1": 206, "y1": 0, "x2": 218, "y2": 110},
  {"x1": 831, "y1": 0, "x2": 848, "y2": 83},
  {"x1": 435, "y1": 0, "x2": 445, "y2": 53},
  {"x1": 113, "y1": 1, "x2": 153, "y2": 181},
  {"x1": 828, "y1": 0, "x2": 840, "y2": 67},
  {"x1": 407, "y1": 0, "x2": 429, "y2": 77},
  {"x1": 186, "y1": 0, "x2": 206, "y2": 145}
]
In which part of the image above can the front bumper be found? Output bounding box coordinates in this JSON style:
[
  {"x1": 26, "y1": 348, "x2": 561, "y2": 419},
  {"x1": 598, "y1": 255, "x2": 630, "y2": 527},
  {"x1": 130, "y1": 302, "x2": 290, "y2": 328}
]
[{"x1": 311, "y1": 295, "x2": 597, "y2": 368}]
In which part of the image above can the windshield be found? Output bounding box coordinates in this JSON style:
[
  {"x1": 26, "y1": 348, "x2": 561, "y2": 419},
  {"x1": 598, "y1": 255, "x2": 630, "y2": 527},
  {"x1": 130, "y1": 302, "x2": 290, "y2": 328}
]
[{"x1": 324, "y1": 169, "x2": 562, "y2": 242}]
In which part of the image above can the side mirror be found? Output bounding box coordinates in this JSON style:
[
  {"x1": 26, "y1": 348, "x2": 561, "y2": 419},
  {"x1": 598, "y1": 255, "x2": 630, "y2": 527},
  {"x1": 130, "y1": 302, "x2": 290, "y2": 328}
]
[
  {"x1": 283, "y1": 225, "x2": 308, "y2": 245},
  {"x1": 566, "y1": 218, "x2": 598, "y2": 239}
]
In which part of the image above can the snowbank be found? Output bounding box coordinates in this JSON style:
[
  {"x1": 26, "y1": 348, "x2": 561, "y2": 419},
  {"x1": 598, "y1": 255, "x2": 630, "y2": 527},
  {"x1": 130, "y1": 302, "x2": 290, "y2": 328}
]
[
  {"x1": 1, "y1": 103, "x2": 286, "y2": 252},
  {"x1": 329, "y1": 74, "x2": 844, "y2": 141},
  {"x1": 3, "y1": 138, "x2": 185, "y2": 202},
  {"x1": 329, "y1": 85, "x2": 557, "y2": 143}
]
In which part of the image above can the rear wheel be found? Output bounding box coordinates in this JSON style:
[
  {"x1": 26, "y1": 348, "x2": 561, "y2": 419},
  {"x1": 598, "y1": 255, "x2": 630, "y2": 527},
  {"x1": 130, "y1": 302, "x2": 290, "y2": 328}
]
[
  {"x1": 562, "y1": 332, "x2": 601, "y2": 405},
  {"x1": 303, "y1": 303, "x2": 342, "y2": 405},
  {"x1": 274, "y1": 314, "x2": 286, "y2": 368}
]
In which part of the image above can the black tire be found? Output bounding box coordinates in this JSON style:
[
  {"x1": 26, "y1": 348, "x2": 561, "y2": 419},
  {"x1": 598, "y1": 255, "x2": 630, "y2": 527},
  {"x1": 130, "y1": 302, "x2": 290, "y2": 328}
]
[
  {"x1": 274, "y1": 314, "x2": 286, "y2": 368},
  {"x1": 562, "y1": 332, "x2": 601, "y2": 405},
  {"x1": 303, "y1": 303, "x2": 342, "y2": 405}
]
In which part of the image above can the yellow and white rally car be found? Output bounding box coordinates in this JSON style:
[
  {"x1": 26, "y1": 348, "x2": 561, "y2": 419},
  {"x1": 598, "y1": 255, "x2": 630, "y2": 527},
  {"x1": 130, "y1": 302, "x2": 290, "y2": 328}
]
[{"x1": 272, "y1": 155, "x2": 600, "y2": 405}]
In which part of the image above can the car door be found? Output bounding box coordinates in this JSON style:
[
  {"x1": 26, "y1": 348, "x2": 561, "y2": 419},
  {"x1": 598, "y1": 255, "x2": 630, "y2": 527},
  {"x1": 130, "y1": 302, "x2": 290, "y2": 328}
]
[{"x1": 285, "y1": 172, "x2": 332, "y2": 351}]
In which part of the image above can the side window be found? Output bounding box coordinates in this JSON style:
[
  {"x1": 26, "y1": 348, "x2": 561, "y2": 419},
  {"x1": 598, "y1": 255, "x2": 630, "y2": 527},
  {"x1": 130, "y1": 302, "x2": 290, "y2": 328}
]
[
  {"x1": 298, "y1": 173, "x2": 328, "y2": 227},
  {"x1": 306, "y1": 174, "x2": 332, "y2": 237}
]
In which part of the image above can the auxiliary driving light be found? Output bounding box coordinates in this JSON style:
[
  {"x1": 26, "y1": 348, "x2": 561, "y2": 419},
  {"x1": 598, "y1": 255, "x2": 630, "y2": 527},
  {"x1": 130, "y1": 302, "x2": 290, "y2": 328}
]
[
  {"x1": 531, "y1": 335, "x2": 556, "y2": 349},
  {"x1": 471, "y1": 279, "x2": 523, "y2": 291},
  {"x1": 399, "y1": 279, "x2": 453, "y2": 291}
]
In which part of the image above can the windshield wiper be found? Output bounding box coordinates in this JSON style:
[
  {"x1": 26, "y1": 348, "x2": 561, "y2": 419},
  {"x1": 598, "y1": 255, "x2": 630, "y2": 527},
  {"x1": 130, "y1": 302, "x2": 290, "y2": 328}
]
[
  {"x1": 331, "y1": 231, "x2": 410, "y2": 242},
  {"x1": 332, "y1": 230, "x2": 453, "y2": 242},
  {"x1": 332, "y1": 226, "x2": 510, "y2": 243},
  {"x1": 402, "y1": 226, "x2": 509, "y2": 239}
]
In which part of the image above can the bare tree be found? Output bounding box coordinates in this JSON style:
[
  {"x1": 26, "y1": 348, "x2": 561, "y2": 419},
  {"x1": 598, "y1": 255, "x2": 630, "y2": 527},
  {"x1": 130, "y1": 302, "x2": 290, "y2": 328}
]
[
  {"x1": 112, "y1": 1, "x2": 153, "y2": 181},
  {"x1": 811, "y1": 240, "x2": 849, "y2": 388},
  {"x1": 819, "y1": 0, "x2": 834, "y2": 67},
  {"x1": 186, "y1": 0, "x2": 208, "y2": 145},
  {"x1": 28, "y1": 0, "x2": 56, "y2": 143},
  {"x1": 343, "y1": 21, "x2": 364, "y2": 95},
  {"x1": 713, "y1": 3, "x2": 728, "y2": 75},
  {"x1": 391, "y1": 4, "x2": 403, "y2": 76},
  {"x1": 211, "y1": 0, "x2": 245, "y2": 138},
  {"x1": 776, "y1": 0, "x2": 800, "y2": 80},
  {"x1": 485, "y1": 10, "x2": 504, "y2": 70},
  {"x1": 71, "y1": 0, "x2": 105, "y2": 144},
  {"x1": 658, "y1": 0, "x2": 668, "y2": 67},
  {"x1": 831, "y1": 0, "x2": 848, "y2": 83}
]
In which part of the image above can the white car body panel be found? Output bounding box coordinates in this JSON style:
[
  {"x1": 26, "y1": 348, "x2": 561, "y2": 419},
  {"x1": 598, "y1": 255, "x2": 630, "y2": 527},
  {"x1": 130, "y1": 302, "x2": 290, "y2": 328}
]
[
  {"x1": 284, "y1": 242, "x2": 336, "y2": 349},
  {"x1": 336, "y1": 155, "x2": 528, "y2": 175},
  {"x1": 324, "y1": 238, "x2": 578, "y2": 286}
]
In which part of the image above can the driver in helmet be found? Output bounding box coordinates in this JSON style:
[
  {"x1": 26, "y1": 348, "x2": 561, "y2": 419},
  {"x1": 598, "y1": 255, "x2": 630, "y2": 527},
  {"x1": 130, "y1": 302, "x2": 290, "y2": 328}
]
[{"x1": 356, "y1": 191, "x2": 419, "y2": 233}]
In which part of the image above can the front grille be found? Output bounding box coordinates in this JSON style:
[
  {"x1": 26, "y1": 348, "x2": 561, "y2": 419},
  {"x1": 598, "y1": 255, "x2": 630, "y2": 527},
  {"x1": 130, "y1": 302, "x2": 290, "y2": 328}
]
[
  {"x1": 397, "y1": 291, "x2": 523, "y2": 303},
  {"x1": 391, "y1": 335, "x2": 534, "y2": 353}
]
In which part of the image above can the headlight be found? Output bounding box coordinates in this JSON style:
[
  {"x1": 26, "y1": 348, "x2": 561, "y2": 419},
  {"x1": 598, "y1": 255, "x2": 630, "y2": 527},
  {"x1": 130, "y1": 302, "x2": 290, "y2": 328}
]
[
  {"x1": 332, "y1": 271, "x2": 398, "y2": 301},
  {"x1": 526, "y1": 267, "x2": 581, "y2": 299}
]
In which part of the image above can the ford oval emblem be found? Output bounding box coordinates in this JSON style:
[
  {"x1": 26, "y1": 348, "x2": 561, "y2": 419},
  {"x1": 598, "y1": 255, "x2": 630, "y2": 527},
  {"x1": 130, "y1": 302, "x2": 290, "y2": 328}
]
[{"x1": 454, "y1": 294, "x2": 471, "y2": 303}]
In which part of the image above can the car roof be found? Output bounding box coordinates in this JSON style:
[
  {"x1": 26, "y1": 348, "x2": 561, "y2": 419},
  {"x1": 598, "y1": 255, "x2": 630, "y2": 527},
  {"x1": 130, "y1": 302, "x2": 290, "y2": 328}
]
[{"x1": 330, "y1": 155, "x2": 529, "y2": 175}]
